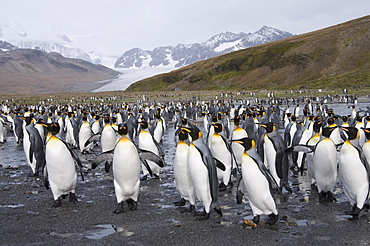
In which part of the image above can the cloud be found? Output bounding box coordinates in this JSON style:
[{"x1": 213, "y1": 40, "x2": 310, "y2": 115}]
[{"x1": 0, "y1": 0, "x2": 369, "y2": 56}]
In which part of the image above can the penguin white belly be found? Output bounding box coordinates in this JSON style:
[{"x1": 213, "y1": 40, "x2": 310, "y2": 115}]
[
  {"x1": 362, "y1": 142, "x2": 370, "y2": 170},
  {"x1": 313, "y1": 138, "x2": 337, "y2": 192},
  {"x1": 330, "y1": 128, "x2": 343, "y2": 145},
  {"x1": 91, "y1": 121, "x2": 101, "y2": 135},
  {"x1": 231, "y1": 128, "x2": 248, "y2": 167},
  {"x1": 23, "y1": 129, "x2": 35, "y2": 172},
  {"x1": 188, "y1": 144, "x2": 212, "y2": 212},
  {"x1": 79, "y1": 122, "x2": 92, "y2": 153},
  {"x1": 297, "y1": 130, "x2": 312, "y2": 168},
  {"x1": 211, "y1": 134, "x2": 232, "y2": 185},
  {"x1": 139, "y1": 130, "x2": 160, "y2": 176},
  {"x1": 339, "y1": 144, "x2": 369, "y2": 207},
  {"x1": 174, "y1": 142, "x2": 195, "y2": 204},
  {"x1": 0, "y1": 119, "x2": 5, "y2": 143},
  {"x1": 101, "y1": 126, "x2": 117, "y2": 152},
  {"x1": 46, "y1": 138, "x2": 77, "y2": 200},
  {"x1": 263, "y1": 135, "x2": 280, "y2": 185},
  {"x1": 65, "y1": 119, "x2": 76, "y2": 147},
  {"x1": 241, "y1": 154, "x2": 277, "y2": 216},
  {"x1": 34, "y1": 124, "x2": 45, "y2": 143},
  {"x1": 153, "y1": 121, "x2": 164, "y2": 143},
  {"x1": 113, "y1": 138, "x2": 141, "y2": 203},
  {"x1": 306, "y1": 136, "x2": 320, "y2": 184}
]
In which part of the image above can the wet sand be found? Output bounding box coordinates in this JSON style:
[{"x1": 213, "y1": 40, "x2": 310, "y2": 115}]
[{"x1": 0, "y1": 120, "x2": 369, "y2": 246}]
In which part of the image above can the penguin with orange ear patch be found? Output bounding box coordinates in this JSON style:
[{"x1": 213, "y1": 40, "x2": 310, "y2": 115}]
[
  {"x1": 339, "y1": 127, "x2": 370, "y2": 217},
  {"x1": 233, "y1": 137, "x2": 279, "y2": 226}
]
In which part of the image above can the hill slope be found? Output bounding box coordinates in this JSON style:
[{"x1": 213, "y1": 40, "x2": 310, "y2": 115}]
[
  {"x1": 0, "y1": 49, "x2": 120, "y2": 95},
  {"x1": 126, "y1": 15, "x2": 370, "y2": 92}
]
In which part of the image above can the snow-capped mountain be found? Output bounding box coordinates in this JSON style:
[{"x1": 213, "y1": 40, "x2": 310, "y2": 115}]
[
  {"x1": 115, "y1": 26, "x2": 294, "y2": 69},
  {"x1": 0, "y1": 21, "x2": 96, "y2": 64}
]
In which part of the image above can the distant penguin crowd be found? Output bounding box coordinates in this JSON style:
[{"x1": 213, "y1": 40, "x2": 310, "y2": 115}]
[{"x1": 0, "y1": 94, "x2": 369, "y2": 227}]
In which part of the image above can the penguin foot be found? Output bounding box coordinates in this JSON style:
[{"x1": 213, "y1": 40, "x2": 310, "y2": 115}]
[
  {"x1": 227, "y1": 181, "x2": 234, "y2": 188},
  {"x1": 127, "y1": 199, "x2": 137, "y2": 211},
  {"x1": 69, "y1": 192, "x2": 78, "y2": 203},
  {"x1": 326, "y1": 192, "x2": 337, "y2": 203},
  {"x1": 345, "y1": 205, "x2": 361, "y2": 216},
  {"x1": 310, "y1": 183, "x2": 318, "y2": 192},
  {"x1": 265, "y1": 213, "x2": 279, "y2": 225},
  {"x1": 180, "y1": 204, "x2": 196, "y2": 213},
  {"x1": 214, "y1": 206, "x2": 223, "y2": 216},
  {"x1": 283, "y1": 182, "x2": 292, "y2": 193},
  {"x1": 252, "y1": 215, "x2": 260, "y2": 224},
  {"x1": 140, "y1": 175, "x2": 148, "y2": 181},
  {"x1": 113, "y1": 202, "x2": 124, "y2": 214},
  {"x1": 319, "y1": 191, "x2": 337, "y2": 203},
  {"x1": 52, "y1": 198, "x2": 62, "y2": 208},
  {"x1": 236, "y1": 190, "x2": 244, "y2": 204},
  {"x1": 173, "y1": 198, "x2": 186, "y2": 206},
  {"x1": 319, "y1": 191, "x2": 327, "y2": 203},
  {"x1": 153, "y1": 174, "x2": 160, "y2": 179},
  {"x1": 218, "y1": 182, "x2": 227, "y2": 191},
  {"x1": 195, "y1": 211, "x2": 210, "y2": 221}
]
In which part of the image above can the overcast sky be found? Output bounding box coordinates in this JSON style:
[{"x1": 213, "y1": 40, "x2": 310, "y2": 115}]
[{"x1": 1, "y1": 0, "x2": 369, "y2": 56}]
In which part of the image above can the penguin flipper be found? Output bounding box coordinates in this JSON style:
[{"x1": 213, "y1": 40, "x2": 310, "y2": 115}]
[
  {"x1": 214, "y1": 157, "x2": 226, "y2": 171},
  {"x1": 140, "y1": 159, "x2": 153, "y2": 177},
  {"x1": 285, "y1": 144, "x2": 314, "y2": 153},
  {"x1": 84, "y1": 133, "x2": 101, "y2": 147},
  {"x1": 138, "y1": 148, "x2": 165, "y2": 167},
  {"x1": 92, "y1": 151, "x2": 114, "y2": 169}
]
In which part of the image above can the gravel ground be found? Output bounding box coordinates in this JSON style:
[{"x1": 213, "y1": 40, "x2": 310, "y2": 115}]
[{"x1": 0, "y1": 120, "x2": 369, "y2": 246}]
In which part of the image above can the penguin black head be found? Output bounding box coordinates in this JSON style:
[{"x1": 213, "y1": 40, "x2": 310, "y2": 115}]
[
  {"x1": 234, "y1": 115, "x2": 241, "y2": 126},
  {"x1": 341, "y1": 127, "x2": 359, "y2": 140},
  {"x1": 44, "y1": 122, "x2": 60, "y2": 136},
  {"x1": 178, "y1": 129, "x2": 189, "y2": 141},
  {"x1": 213, "y1": 123, "x2": 223, "y2": 134},
  {"x1": 182, "y1": 125, "x2": 202, "y2": 142},
  {"x1": 327, "y1": 118, "x2": 336, "y2": 126},
  {"x1": 322, "y1": 127, "x2": 335, "y2": 138},
  {"x1": 258, "y1": 122, "x2": 276, "y2": 133},
  {"x1": 313, "y1": 120, "x2": 323, "y2": 133},
  {"x1": 232, "y1": 137, "x2": 255, "y2": 151},
  {"x1": 362, "y1": 128, "x2": 370, "y2": 140},
  {"x1": 139, "y1": 120, "x2": 148, "y2": 129},
  {"x1": 117, "y1": 123, "x2": 128, "y2": 136},
  {"x1": 181, "y1": 118, "x2": 188, "y2": 126}
]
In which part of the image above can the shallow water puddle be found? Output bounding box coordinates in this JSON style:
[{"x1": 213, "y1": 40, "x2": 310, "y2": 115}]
[
  {"x1": 0, "y1": 204, "x2": 25, "y2": 208},
  {"x1": 85, "y1": 224, "x2": 117, "y2": 240}
]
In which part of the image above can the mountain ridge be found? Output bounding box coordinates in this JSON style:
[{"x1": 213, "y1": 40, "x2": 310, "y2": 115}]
[
  {"x1": 114, "y1": 26, "x2": 293, "y2": 69},
  {"x1": 125, "y1": 15, "x2": 370, "y2": 92}
]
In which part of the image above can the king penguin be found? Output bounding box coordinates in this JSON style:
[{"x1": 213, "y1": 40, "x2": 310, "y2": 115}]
[
  {"x1": 92, "y1": 123, "x2": 142, "y2": 213},
  {"x1": 43, "y1": 122, "x2": 83, "y2": 207},
  {"x1": 210, "y1": 123, "x2": 233, "y2": 191},
  {"x1": 259, "y1": 122, "x2": 291, "y2": 192},
  {"x1": 21, "y1": 115, "x2": 46, "y2": 176},
  {"x1": 173, "y1": 129, "x2": 196, "y2": 211},
  {"x1": 182, "y1": 124, "x2": 222, "y2": 220},
  {"x1": 138, "y1": 119, "x2": 164, "y2": 180},
  {"x1": 313, "y1": 127, "x2": 338, "y2": 203},
  {"x1": 339, "y1": 127, "x2": 370, "y2": 216},
  {"x1": 78, "y1": 115, "x2": 93, "y2": 154},
  {"x1": 233, "y1": 137, "x2": 279, "y2": 226},
  {"x1": 231, "y1": 115, "x2": 248, "y2": 168}
]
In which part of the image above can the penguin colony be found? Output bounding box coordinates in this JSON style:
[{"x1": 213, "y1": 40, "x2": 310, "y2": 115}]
[{"x1": 0, "y1": 95, "x2": 369, "y2": 227}]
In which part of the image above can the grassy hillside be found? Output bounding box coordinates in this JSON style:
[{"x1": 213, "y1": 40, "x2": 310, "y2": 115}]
[{"x1": 126, "y1": 15, "x2": 370, "y2": 92}]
